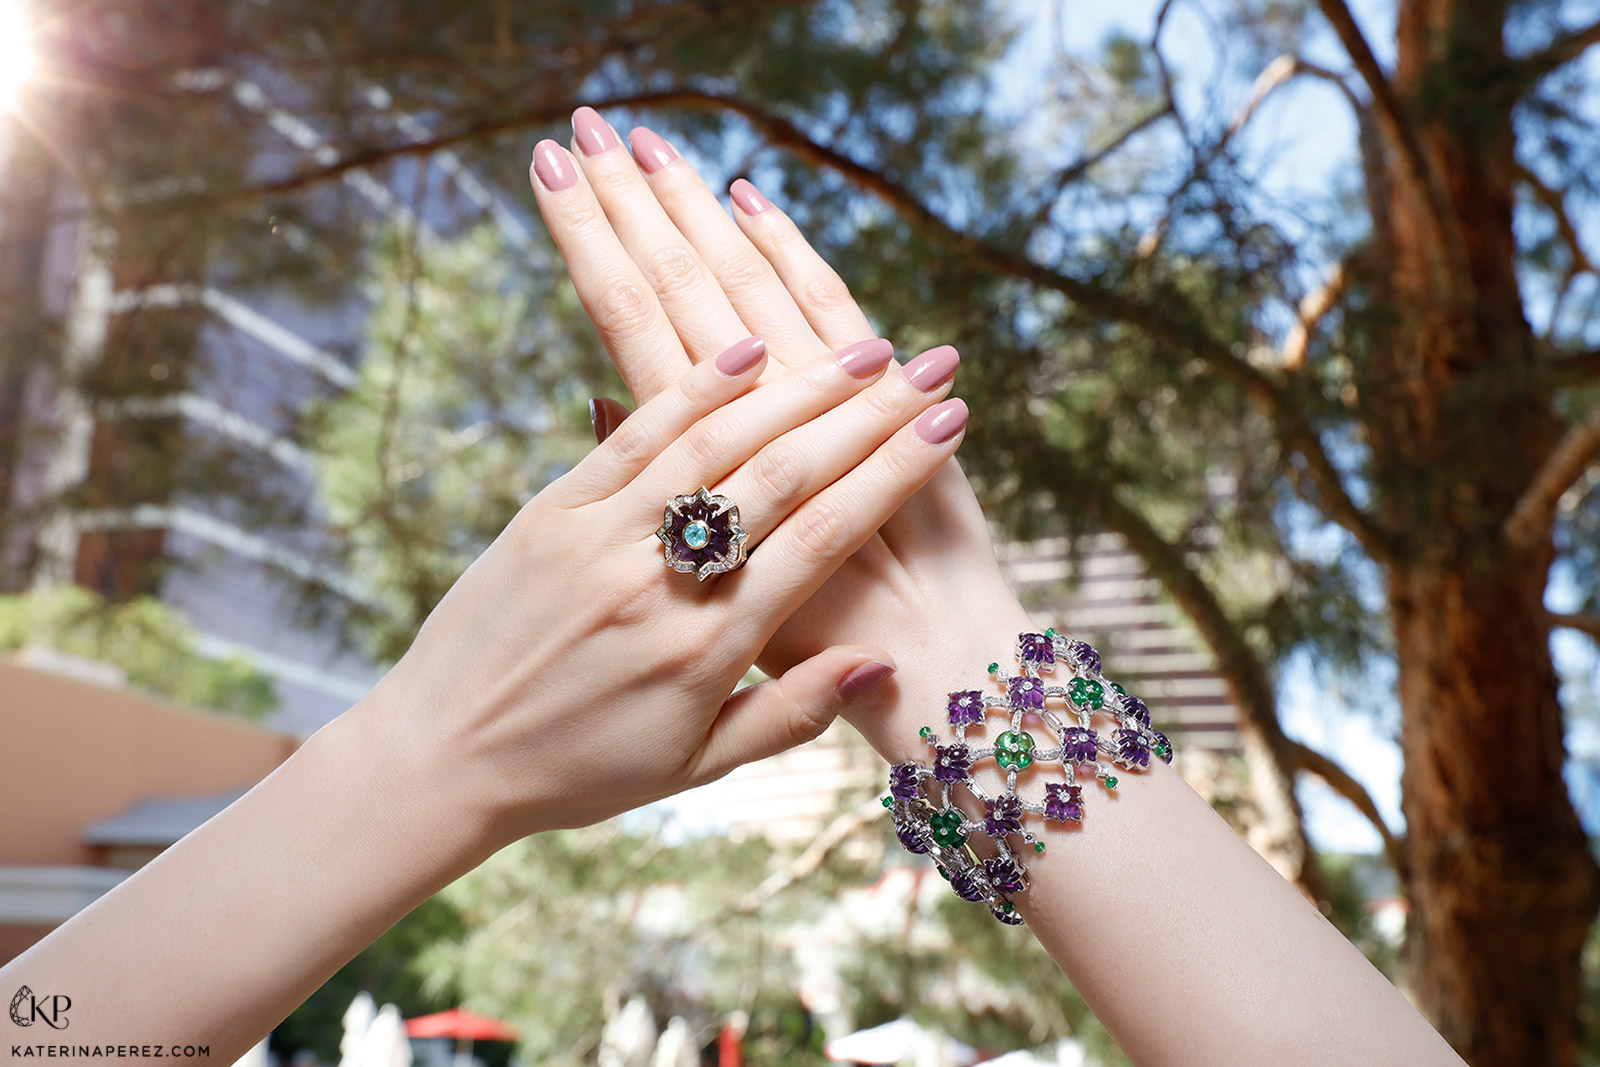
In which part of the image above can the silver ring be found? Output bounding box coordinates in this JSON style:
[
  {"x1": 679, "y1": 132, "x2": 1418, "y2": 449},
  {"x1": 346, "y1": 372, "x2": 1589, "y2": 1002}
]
[{"x1": 657, "y1": 487, "x2": 750, "y2": 581}]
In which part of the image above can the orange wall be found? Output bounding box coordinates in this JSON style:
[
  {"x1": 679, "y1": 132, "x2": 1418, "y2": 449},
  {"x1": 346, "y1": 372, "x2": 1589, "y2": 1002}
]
[{"x1": 0, "y1": 660, "x2": 300, "y2": 866}]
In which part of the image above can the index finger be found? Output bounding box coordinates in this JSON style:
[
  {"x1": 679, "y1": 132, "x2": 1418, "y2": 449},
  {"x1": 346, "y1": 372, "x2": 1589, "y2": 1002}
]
[{"x1": 529, "y1": 138, "x2": 690, "y2": 402}]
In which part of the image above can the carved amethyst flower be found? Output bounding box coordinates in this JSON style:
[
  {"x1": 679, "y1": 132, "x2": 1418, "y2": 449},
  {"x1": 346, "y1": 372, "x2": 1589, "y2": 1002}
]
[
  {"x1": 1018, "y1": 632, "x2": 1055, "y2": 668},
  {"x1": 1007, "y1": 675, "x2": 1044, "y2": 711},
  {"x1": 934, "y1": 743, "x2": 972, "y2": 782},
  {"x1": 1044, "y1": 782, "x2": 1084, "y2": 822},
  {"x1": 1061, "y1": 726, "x2": 1100, "y2": 764},
  {"x1": 895, "y1": 819, "x2": 930, "y2": 855},
  {"x1": 889, "y1": 762, "x2": 921, "y2": 800},
  {"x1": 949, "y1": 867, "x2": 987, "y2": 902},
  {"x1": 1066, "y1": 640, "x2": 1101, "y2": 675},
  {"x1": 947, "y1": 690, "x2": 985, "y2": 727},
  {"x1": 1115, "y1": 727, "x2": 1151, "y2": 768},
  {"x1": 656, "y1": 487, "x2": 749, "y2": 581},
  {"x1": 1120, "y1": 694, "x2": 1151, "y2": 727},
  {"x1": 984, "y1": 794, "x2": 1024, "y2": 837},
  {"x1": 984, "y1": 856, "x2": 1026, "y2": 894}
]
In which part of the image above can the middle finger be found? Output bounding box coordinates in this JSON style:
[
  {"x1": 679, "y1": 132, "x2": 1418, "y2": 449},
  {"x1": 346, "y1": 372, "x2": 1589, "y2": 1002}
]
[
  {"x1": 570, "y1": 108, "x2": 752, "y2": 367},
  {"x1": 622, "y1": 124, "x2": 830, "y2": 369}
]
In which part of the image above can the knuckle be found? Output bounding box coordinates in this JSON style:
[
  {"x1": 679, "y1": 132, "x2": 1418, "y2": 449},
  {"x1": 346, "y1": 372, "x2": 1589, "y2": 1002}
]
[
  {"x1": 589, "y1": 164, "x2": 637, "y2": 196},
  {"x1": 715, "y1": 251, "x2": 772, "y2": 299},
  {"x1": 603, "y1": 416, "x2": 656, "y2": 467},
  {"x1": 557, "y1": 196, "x2": 606, "y2": 234},
  {"x1": 682, "y1": 416, "x2": 740, "y2": 469},
  {"x1": 787, "y1": 497, "x2": 853, "y2": 566},
  {"x1": 642, "y1": 244, "x2": 704, "y2": 298},
  {"x1": 853, "y1": 380, "x2": 907, "y2": 425},
  {"x1": 590, "y1": 276, "x2": 656, "y2": 339},
  {"x1": 873, "y1": 436, "x2": 919, "y2": 482},
  {"x1": 752, "y1": 445, "x2": 811, "y2": 503},
  {"x1": 803, "y1": 269, "x2": 854, "y2": 312}
]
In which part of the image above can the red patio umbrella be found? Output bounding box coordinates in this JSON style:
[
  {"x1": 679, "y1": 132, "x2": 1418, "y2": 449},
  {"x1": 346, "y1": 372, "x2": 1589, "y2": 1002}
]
[{"x1": 404, "y1": 1008, "x2": 519, "y2": 1062}]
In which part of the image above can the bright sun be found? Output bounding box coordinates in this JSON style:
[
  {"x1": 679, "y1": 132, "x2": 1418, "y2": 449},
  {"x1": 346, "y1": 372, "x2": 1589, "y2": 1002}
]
[{"x1": 0, "y1": 0, "x2": 37, "y2": 113}]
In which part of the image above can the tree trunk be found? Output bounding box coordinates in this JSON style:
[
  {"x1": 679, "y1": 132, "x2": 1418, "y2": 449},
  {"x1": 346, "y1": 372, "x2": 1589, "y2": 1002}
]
[
  {"x1": 1372, "y1": 3, "x2": 1600, "y2": 1062},
  {"x1": 1393, "y1": 558, "x2": 1598, "y2": 1066}
]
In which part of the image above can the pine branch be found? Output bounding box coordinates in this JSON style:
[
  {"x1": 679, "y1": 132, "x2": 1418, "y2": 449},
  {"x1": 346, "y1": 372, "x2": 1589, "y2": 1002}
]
[
  {"x1": 1548, "y1": 611, "x2": 1600, "y2": 643},
  {"x1": 1548, "y1": 348, "x2": 1600, "y2": 388},
  {"x1": 1024, "y1": 445, "x2": 1332, "y2": 893},
  {"x1": 705, "y1": 96, "x2": 1396, "y2": 565},
  {"x1": 148, "y1": 81, "x2": 1395, "y2": 565},
  {"x1": 722, "y1": 794, "x2": 887, "y2": 918},
  {"x1": 1283, "y1": 737, "x2": 1407, "y2": 879},
  {"x1": 1508, "y1": 17, "x2": 1600, "y2": 85},
  {"x1": 1517, "y1": 161, "x2": 1595, "y2": 277},
  {"x1": 1282, "y1": 261, "x2": 1346, "y2": 371},
  {"x1": 1504, "y1": 398, "x2": 1600, "y2": 551}
]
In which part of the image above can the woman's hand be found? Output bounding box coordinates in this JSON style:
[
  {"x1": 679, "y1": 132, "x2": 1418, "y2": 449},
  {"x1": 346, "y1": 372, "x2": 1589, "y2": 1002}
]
[
  {"x1": 0, "y1": 154, "x2": 968, "y2": 1067},
  {"x1": 379, "y1": 322, "x2": 966, "y2": 840},
  {"x1": 533, "y1": 109, "x2": 1030, "y2": 761}
]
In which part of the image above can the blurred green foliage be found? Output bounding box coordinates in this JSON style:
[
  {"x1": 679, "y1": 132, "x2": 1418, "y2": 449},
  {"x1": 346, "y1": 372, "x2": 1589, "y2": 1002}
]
[{"x1": 0, "y1": 586, "x2": 277, "y2": 718}]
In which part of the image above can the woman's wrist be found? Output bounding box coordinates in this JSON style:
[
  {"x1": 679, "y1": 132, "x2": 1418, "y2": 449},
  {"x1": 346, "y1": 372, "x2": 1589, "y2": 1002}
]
[{"x1": 841, "y1": 588, "x2": 1037, "y2": 761}]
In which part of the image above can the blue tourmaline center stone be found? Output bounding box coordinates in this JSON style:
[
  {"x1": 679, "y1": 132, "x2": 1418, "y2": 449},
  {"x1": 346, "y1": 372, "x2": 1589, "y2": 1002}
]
[{"x1": 684, "y1": 520, "x2": 711, "y2": 549}]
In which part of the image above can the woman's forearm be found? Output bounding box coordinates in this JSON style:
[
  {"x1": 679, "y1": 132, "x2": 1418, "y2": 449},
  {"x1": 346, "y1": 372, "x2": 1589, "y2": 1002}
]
[
  {"x1": 0, "y1": 687, "x2": 500, "y2": 1064},
  {"x1": 846, "y1": 600, "x2": 1465, "y2": 1067}
]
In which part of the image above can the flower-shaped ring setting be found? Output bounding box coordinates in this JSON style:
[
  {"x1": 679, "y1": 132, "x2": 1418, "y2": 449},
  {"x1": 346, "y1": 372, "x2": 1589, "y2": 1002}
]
[{"x1": 657, "y1": 487, "x2": 751, "y2": 581}]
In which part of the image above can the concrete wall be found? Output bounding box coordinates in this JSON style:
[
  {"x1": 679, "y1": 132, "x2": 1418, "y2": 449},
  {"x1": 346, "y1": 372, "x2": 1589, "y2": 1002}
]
[{"x1": 0, "y1": 658, "x2": 300, "y2": 866}]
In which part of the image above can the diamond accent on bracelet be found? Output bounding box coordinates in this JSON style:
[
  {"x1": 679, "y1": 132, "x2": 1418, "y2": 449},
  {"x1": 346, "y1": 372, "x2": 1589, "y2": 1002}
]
[{"x1": 884, "y1": 631, "x2": 1174, "y2": 924}]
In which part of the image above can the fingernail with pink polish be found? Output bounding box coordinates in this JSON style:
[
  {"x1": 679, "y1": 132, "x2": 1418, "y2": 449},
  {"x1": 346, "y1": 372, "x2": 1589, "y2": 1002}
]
[
  {"x1": 835, "y1": 337, "x2": 894, "y2": 379},
  {"x1": 902, "y1": 345, "x2": 960, "y2": 392},
  {"x1": 837, "y1": 660, "x2": 896, "y2": 701},
  {"x1": 572, "y1": 106, "x2": 620, "y2": 156},
  {"x1": 915, "y1": 399, "x2": 968, "y2": 444},
  {"x1": 532, "y1": 140, "x2": 577, "y2": 191},
  {"x1": 715, "y1": 335, "x2": 767, "y2": 376},
  {"x1": 629, "y1": 127, "x2": 679, "y2": 174},
  {"x1": 730, "y1": 178, "x2": 771, "y2": 216}
]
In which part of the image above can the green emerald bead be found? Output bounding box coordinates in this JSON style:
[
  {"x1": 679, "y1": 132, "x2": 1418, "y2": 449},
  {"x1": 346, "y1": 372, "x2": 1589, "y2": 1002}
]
[
  {"x1": 1154, "y1": 742, "x2": 1170, "y2": 757},
  {"x1": 919, "y1": 726, "x2": 931, "y2": 739},
  {"x1": 1002, "y1": 901, "x2": 1015, "y2": 914},
  {"x1": 1034, "y1": 841, "x2": 1046, "y2": 853},
  {"x1": 1105, "y1": 776, "x2": 1118, "y2": 789},
  {"x1": 1068, "y1": 678, "x2": 1105, "y2": 709},
  {"x1": 882, "y1": 796, "x2": 894, "y2": 808},
  {"x1": 930, "y1": 808, "x2": 967, "y2": 848},
  {"x1": 1111, "y1": 682, "x2": 1126, "y2": 695},
  {"x1": 1045, "y1": 627, "x2": 1056, "y2": 638},
  {"x1": 988, "y1": 662, "x2": 999, "y2": 674},
  {"x1": 995, "y1": 730, "x2": 1036, "y2": 770}
]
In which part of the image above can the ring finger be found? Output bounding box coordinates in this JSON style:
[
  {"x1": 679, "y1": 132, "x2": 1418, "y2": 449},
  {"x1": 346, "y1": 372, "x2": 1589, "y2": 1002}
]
[{"x1": 706, "y1": 344, "x2": 959, "y2": 546}]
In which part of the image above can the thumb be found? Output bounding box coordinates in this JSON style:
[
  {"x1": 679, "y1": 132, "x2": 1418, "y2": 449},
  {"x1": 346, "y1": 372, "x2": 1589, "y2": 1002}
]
[{"x1": 688, "y1": 647, "x2": 897, "y2": 786}]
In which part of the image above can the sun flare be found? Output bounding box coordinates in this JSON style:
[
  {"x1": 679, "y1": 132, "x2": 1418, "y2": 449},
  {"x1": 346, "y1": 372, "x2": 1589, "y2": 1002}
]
[{"x1": 0, "y1": 0, "x2": 38, "y2": 113}]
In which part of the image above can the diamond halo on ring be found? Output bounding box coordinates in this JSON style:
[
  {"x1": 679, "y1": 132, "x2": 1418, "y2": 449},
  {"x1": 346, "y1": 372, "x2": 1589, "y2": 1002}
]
[{"x1": 657, "y1": 487, "x2": 750, "y2": 581}]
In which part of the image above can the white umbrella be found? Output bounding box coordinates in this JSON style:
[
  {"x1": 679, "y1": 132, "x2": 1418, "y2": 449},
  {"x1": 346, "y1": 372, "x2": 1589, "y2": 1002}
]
[
  {"x1": 227, "y1": 1036, "x2": 269, "y2": 1067},
  {"x1": 651, "y1": 1017, "x2": 699, "y2": 1067},
  {"x1": 340, "y1": 994, "x2": 416, "y2": 1067},
  {"x1": 598, "y1": 996, "x2": 657, "y2": 1067},
  {"x1": 823, "y1": 1018, "x2": 980, "y2": 1067},
  {"x1": 367, "y1": 1004, "x2": 415, "y2": 1067},
  {"x1": 340, "y1": 993, "x2": 378, "y2": 1067},
  {"x1": 978, "y1": 1039, "x2": 1088, "y2": 1067}
]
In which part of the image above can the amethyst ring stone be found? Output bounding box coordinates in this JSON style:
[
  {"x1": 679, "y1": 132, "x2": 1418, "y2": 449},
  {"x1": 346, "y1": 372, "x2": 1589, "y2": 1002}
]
[{"x1": 657, "y1": 487, "x2": 751, "y2": 581}]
